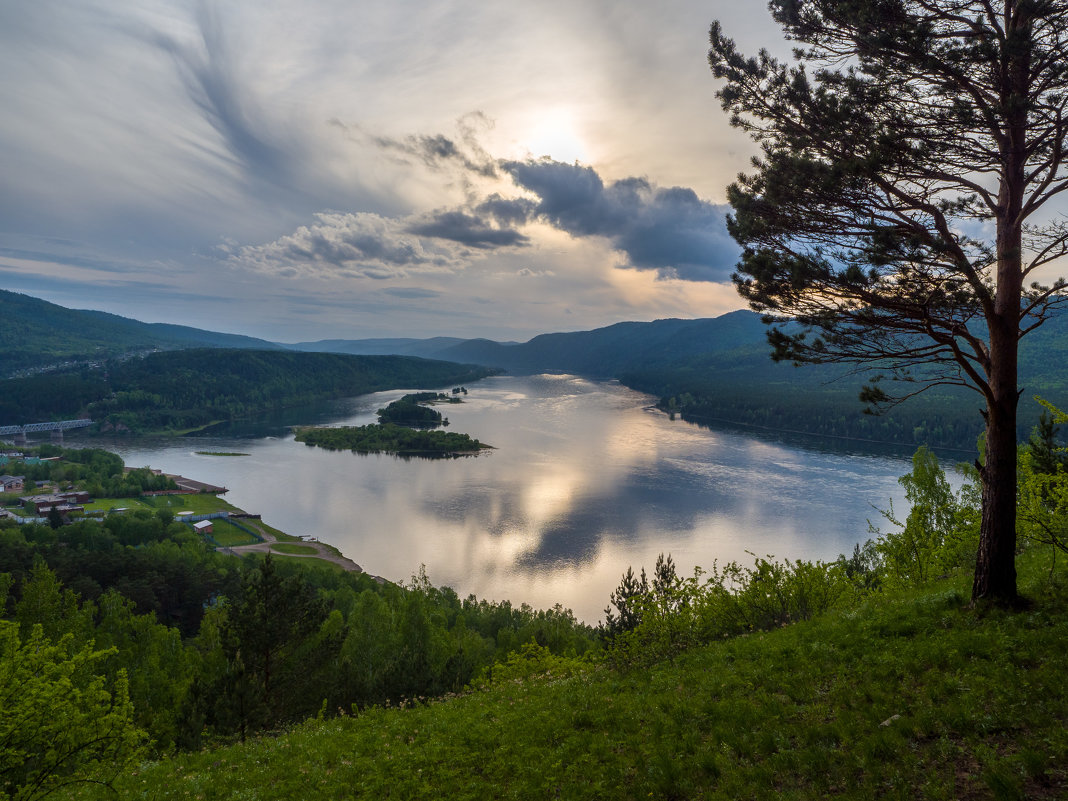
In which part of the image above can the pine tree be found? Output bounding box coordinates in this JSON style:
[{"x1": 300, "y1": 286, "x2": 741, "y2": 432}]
[{"x1": 709, "y1": 0, "x2": 1068, "y2": 602}]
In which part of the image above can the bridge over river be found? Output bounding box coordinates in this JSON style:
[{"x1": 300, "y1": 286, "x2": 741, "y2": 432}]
[{"x1": 0, "y1": 419, "x2": 93, "y2": 444}]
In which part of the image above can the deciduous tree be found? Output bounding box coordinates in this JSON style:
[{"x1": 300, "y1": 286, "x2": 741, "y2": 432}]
[{"x1": 709, "y1": 0, "x2": 1068, "y2": 602}]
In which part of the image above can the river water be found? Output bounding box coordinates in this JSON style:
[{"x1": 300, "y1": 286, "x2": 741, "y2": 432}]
[{"x1": 92, "y1": 374, "x2": 922, "y2": 623}]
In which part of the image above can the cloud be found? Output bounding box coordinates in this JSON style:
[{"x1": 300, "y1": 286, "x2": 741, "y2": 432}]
[
  {"x1": 233, "y1": 150, "x2": 739, "y2": 285},
  {"x1": 370, "y1": 112, "x2": 499, "y2": 179},
  {"x1": 500, "y1": 159, "x2": 740, "y2": 281},
  {"x1": 150, "y1": 4, "x2": 295, "y2": 193},
  {"x1": 232, "y1": 208, "x2": 528, "y2": 278},
  {"x1": 405, "y1": 210, "x2": 528, "y2": 248},
  {"x1": 381, "y1": 287, "x2": 442, "y2": 299}
]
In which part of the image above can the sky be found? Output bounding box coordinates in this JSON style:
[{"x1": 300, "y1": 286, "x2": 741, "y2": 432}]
[{"x1": 0, "y1": 1, "x2": 789, "y2": 343}]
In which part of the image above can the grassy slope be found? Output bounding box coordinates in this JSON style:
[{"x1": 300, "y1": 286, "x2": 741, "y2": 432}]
[{"x1": 71, "y1": 549, "x2": 1068, "y2": 801}]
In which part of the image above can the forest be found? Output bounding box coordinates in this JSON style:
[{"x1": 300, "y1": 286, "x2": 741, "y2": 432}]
[
  {"x1": 0, "y1": 349, "x2": 499, "y2": 434},
  {"x1": 0, "y1": 445, "x2": 598, "y2": 774}
]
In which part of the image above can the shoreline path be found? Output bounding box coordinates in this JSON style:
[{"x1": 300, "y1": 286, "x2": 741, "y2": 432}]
[{"x1": 222, "y1": 519, "x2": 365, "y2": 574}]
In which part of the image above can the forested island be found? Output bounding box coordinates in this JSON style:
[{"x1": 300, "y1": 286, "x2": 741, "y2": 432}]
[
  {"x1": 295, "y1": 423, "x2": 489, "y2": 456},
  {"x1": 295, "y1": 390, "x2": 490, "y2": 456}
]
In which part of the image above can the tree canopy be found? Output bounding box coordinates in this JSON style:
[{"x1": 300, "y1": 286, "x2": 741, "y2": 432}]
[{"x1": 709, "y1": 0, "x2": 1068, "y2": 602}]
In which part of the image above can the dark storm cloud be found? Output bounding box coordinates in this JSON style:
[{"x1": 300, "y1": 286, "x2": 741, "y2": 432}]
[
  {"x1": 500, "y1": 159, "x2": 740, "y2": 281},
  {"x1": 475, "y1": 194, "x2": 538, "y2": 227},
  {"x1": 405, "y1": 210, "x2": 529, "y2": 248}
]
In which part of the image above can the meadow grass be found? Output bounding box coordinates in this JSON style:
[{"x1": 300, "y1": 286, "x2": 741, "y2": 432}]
[
  {"x1": 65, "y1": 546, "x2": 1068, "y2": 801},
  {"x1": 204, "y1": 518, "x2": 260, "y2": 547},
  {"x1": 142, "y1": 493, "x2": 241, "y2": 515},
  {"x1": 269, "y1": 542, "x2": 319, "y2": 555},
  {"x1": 80, "y1": 498, "x2": 157, "y2": 514}
]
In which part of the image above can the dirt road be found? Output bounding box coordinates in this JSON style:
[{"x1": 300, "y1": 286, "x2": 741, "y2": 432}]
[{"x1": 221, "y1": 520, "x2": 364, "y2": 573}]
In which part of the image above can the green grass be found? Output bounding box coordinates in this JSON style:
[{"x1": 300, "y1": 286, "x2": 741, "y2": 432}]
[
  {"x1": 203, "y1": 518, "x2": 260, "y2": 547},
  {"x1": 268, "y1": 553, "x2": 352, "y2": 573},
  {"x1": 142, "y1": 494, "x2": 241, "y2": 515},
  {"x1": 64, "y1": 547, "x2": 1068, "y2": 800},
  {"x1": 269, "y1": 543, "x2": 319, "y2": 555},
  {"x1": 80, "y1": 498, "x2": 156, "y2": 514},
  {"x1": 251, "y1": 519, "x2": 299, "y2": 542}
]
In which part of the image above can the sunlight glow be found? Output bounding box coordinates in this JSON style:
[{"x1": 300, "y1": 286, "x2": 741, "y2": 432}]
[{"x1": 523, "y1": 108, "x2": 589, "y2": 164}]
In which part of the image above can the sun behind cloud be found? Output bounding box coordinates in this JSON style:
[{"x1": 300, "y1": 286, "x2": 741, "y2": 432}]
[{"x1": 521, "y1": 107, "x2": 590, "y2": 164}]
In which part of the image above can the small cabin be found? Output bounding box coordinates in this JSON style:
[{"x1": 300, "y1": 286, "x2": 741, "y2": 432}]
[
  {"x1": 193, "y1": 520, "x2": 214, "y2": 535},
  {"x1": 0, "y1": 475, "x2": 25, "y2": 493}
]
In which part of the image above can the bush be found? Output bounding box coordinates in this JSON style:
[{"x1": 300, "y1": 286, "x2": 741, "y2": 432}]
[{"x1": 607, "y1": 553, "x2": 851, "y2": 667}]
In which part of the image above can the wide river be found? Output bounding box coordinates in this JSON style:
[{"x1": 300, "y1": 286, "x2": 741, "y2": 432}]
[{"x1": 96, "y1": 374, "x2": 923, "y2": 624}]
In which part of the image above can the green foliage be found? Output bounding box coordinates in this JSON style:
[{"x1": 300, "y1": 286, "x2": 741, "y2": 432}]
[
  {"x1": 869, "y1": 447, "x2": 979, "y2": 585},
  {"x1": 87, "y1": 350, "x2": 497, "y2": 433},
  {"x1": 1018, "y1": 450, "x2": 1068, "y2": 559},
  {"x1": 295, "y1": 423, "x2": 488, "y2": 456},
  {"x1": 2, "y1": 473, "x2": 599, "y2": 750},
  {"x1": 626, "y1": 364, "x2": 992, "y2": 451},
  {"x1": 0, "y1": 621, "x2": 144, "y2": 800},
  {"x1": 63, "y1": 548, "x2": 1068, "y2": 800},
  {"x1": 376, "y1": 398, "x2": 445, "y2": 428},
  {"x1": 0, "y1": 347, "x2": 498, "y2": 431},
  {"x1": 608, "y1": 554, "x2": 852, "y2": 667},
  {"x1": 0, "y1": 287, "x2": 282, "y2": 378},
  {"x1": 1027, "y1": 411, "x2": 1067, "y2": 475}
]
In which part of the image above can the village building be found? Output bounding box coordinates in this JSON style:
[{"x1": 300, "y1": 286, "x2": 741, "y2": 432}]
[
  {"x1": 0, "y1": 475, "x2": 25, "y2": 493},
  {"x1": 19, "y1": 491, "x2": 91, "y2": 514}
]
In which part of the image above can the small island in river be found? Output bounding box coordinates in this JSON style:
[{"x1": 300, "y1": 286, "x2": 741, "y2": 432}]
[{"x1": 294, "y1": 422, "x2": 491, "y2": 457}]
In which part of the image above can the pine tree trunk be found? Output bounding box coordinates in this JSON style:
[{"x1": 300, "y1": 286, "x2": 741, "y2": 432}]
[
  {"x1": 972, "y1": 17, "x2": 1029, "y2": 604},
  {"x1": 972, "y1": 243, "x2": 1022, "y2": 604},
  {"x1": 972, "y1": 385, "x2": 1018, "y2": 603}
]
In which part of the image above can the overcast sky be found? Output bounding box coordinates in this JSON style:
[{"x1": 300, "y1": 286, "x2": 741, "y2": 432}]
[{"x1": 0, "y1": 0, "x2": 789, "y2": 343}]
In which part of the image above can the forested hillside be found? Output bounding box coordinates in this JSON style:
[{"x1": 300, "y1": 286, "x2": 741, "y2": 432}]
[
  {"x1": 0, "y1": 289, "x2": 282, "y2": 377},
  {"x1": 0, "y1": 349, "x2": 498, "y2": 433}
]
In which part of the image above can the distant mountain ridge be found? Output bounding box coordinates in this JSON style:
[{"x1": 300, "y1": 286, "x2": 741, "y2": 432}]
[
  {"x1": 6, "y1": 287, "x2": 1067, "y2": 450},
  {"x1": 288, "y1": 311, "x2": 772, "y2": 376},
  {"x1": 1, "y1": 288, "x2": 776, "y2": 379}
]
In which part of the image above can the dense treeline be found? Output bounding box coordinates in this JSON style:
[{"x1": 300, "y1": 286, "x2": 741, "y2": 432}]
[
  {"x1": 619, "y1": 323, "x2": 1068, "y2": 452},
  {"x1": 0, "y1": 348, "x2": 500, "y2": 432},
  {"x1": 91, "y1": 350, "x2": 498, "y2": 433},
  {"x1": 0, "y1": 446, "x2": 177, "y2": 505},
  {"x1": 296, "y1": 423, "x2": 488, "y2": 456},
  {"x1": 0, "y1": 371, "x2": 108, "y2": 422},
  {"x1": 1, "y1": 460, "x2": 597, "y2": 758},
  {"x1": 376, "y1": 397, "x2": 447, "y2": 428},
  {"x1": 621, "y1": 360, "x2": 996, "y2": 453}
]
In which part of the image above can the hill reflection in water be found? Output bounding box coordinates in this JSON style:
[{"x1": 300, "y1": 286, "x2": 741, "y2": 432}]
[{"x1": 96, "y1": 374, "x2": 929, "y2": 624}]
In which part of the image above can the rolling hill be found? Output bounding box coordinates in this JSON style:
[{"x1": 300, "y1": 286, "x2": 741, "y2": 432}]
[{"x1": 0, "y1": 289, "x2": 282, "y2": 376}]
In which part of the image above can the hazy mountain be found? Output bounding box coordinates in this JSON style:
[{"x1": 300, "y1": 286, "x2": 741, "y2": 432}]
[
  {"x1": 291, "y1": 311, "x2": 771, "y2": 376},
  {"x1": 286, "y1": 336, "x2": 475, "y2": 359}
]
